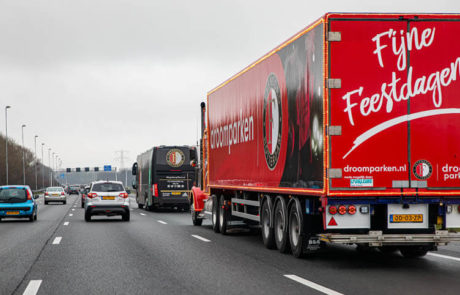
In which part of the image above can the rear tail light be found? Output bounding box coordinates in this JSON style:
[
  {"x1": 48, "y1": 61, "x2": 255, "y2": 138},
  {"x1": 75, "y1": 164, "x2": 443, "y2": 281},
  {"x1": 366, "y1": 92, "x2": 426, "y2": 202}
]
[
  {"x1": 119, "y1": 192, "x2": 128, "y2": 198},
  {"x1": 26, "y1": 190, "x2": 32, "y2": 200},
  {"x1": 328, "y1": 205, "x2": 337, "y2": 215},
  {"x1": 338, "y1": 205, "x2": 347, "y2": 215},
  {"x1": 152, "y1": 184, "x2": 158, "y2": 197},
  {"x1": 44, "y1": 192, "x2": 49, "y2": 196},
  {"x1": 348, "y1": 205, "x2": 356, "y2": 215},
  {"x1": 87, "y1": 193, "x2": 98, "y2": 199},
  {"x1": 61, "y1": 192, "x2": 65, "y2": 196}
]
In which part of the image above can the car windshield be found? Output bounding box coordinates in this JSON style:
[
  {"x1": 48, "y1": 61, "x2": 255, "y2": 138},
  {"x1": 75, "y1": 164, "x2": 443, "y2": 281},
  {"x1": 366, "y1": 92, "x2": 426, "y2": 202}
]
[
  {"x1": 0, "y1": 188, "x2": 27, "y2": 202},
  {"x1": 92, "y1": 183, "x2": 124, "y2": 192},
  {"x1": 46, "y1": 187, "x2": 64, "y2": 192}
]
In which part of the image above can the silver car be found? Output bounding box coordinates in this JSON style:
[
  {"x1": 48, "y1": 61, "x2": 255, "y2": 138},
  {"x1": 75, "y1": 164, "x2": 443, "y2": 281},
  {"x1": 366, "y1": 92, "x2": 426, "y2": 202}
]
[
  {"x1": 44, "y1": 187, "x2": 67, "y2": 205},
  {"x1": 84, "y1": 181, "x2": 130, "y2": 221}
]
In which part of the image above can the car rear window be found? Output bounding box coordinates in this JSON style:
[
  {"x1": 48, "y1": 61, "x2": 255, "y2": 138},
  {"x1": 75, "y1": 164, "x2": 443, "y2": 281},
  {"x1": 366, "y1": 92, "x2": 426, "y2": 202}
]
[
  {"x1": 70, "y1": 186, "x2": 79, "y2": 189},
  {"x1": 91, "y1": 183, "x2": 124, "y2": 192},
  {"x1": 0, "y1": 188, "x2": 27, "y2": 202},
  {"x1": 47, "y1": 187, "x2": 64, "y2": 192}
]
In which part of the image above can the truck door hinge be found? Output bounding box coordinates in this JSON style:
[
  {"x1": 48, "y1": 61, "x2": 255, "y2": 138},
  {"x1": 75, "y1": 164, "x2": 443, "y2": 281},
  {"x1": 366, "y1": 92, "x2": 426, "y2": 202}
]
[
  {"x1": 328, "y1": 168, "x2": 342, "y2": 179},
  {"x1": 327, "y1": 79, "x2": 341, "y2": 89},
  {"x1": 328, "y1": 31, "x2": 341, "y2": 42},
  {"x1": 327, "y1": 126, "x2": 342, "y2": 136}
]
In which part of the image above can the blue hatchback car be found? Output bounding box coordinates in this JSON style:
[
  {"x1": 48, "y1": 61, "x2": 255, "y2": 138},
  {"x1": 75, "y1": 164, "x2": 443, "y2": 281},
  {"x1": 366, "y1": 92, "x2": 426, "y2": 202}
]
[{"x1": 0, "y1": 185, "x2": 39, "y2": 222}]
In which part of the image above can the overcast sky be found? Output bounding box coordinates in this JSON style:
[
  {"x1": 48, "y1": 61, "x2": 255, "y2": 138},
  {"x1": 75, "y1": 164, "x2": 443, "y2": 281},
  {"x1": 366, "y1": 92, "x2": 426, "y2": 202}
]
[{"x1": 0, "y1": 0, "x2": 458, "y2": 169}]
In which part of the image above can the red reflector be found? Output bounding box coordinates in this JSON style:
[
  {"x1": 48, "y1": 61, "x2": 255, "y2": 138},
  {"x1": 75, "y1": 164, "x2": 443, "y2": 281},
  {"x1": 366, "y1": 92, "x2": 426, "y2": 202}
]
[
  {"x1": 328, "y1": 206, "x2": 337, "y2": 215},
  {"x1": 348, "y1": 205, "x2": 356, "y2": 215},
  {"x1": 328, "y1": 217, "x2": 338, "y2": 226},
  {"x1": 61, "y1": 192, "x2": 65, "y2": 195},
  {"x1": 338, "y1": 205, "x2": 347, "y2": 215},
  {"x1": 153, "y1": 184, "x2": 159, "y2": 197}
]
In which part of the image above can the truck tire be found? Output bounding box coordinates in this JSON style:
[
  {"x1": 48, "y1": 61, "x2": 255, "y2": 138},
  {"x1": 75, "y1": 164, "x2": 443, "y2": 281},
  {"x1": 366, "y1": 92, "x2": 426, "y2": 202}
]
[
  {"x1": 274, "y1": 198, "x2": 290, "y2": 253},
  {"x1": 211, "y1": 195, "x2": 220, "y2": 233},
  {"x1": 400, "y1": 246, "x2": 428, "y2": 258},
  {"x1": 219, "y1": 195, "x2": 229, "y2": 235},
  {"x1": 289, "y1": 200, "x2": 308, "y2": 258},
  {"x1": 138, "y1": 203, "x2": 144, "y2": 209},
  {"x1": 192, "y1": 210, "x2": 203, "y2": 226},
  {"x1": 379, "y1": 246, "x2": 398, "y2": 254},
  {"x1": 261, "y1": 199, "x2": 276, "y2": 249}
]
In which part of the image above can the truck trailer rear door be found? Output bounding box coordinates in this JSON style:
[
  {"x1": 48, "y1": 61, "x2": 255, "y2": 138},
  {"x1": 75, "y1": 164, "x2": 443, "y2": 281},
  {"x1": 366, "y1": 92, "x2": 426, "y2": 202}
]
[{"x1": 328, "y1": 17, "x2": 410, "y2": 190}]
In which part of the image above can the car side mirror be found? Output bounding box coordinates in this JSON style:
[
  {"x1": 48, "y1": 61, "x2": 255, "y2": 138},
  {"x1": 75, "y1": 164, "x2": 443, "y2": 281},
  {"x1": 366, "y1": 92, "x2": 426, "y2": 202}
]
[
  {"x1": 33, "y1": 194, "x2": 39, "y2": 199},
  {"x1": 132, "y1": 163, "x2": 138, "y2": 176},
  {"x1": 132, "y1": 180, "x2": 137, "y2": 189}
]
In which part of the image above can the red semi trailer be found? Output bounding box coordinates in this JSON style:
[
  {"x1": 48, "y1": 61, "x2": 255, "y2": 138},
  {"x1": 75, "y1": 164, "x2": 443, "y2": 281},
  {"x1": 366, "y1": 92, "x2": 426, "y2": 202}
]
[{"x1": 190, "y1": 13, "x2": 460, "y2": 258}]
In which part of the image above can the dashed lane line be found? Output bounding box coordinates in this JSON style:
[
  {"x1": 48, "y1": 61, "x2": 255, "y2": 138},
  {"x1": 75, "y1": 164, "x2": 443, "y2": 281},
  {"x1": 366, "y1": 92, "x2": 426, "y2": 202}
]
[
  {"x1": 157, "y1": 220, "x2": 167, "y2": 225},
  {"x1": 23, "y1": 280, "x2": 42, "y2": 295},
  {"x1": 191, "y1": 235, "x2": 210, "y2": 242},
  {"x1": 52, "y1": 237, "x2": 62, "y2": 245},
  {"x1": 284, "y1": 275, "x2": 343, "y2": 295},
  {"x1": 140, "y1": 213, "x2": 146, "y2": 216},
  {"x1": 428, "y1": 252, "x2": 460, "y2": 262},
  {"x1": 63, "y1": 222, "x2": 69, "y2": 226}
]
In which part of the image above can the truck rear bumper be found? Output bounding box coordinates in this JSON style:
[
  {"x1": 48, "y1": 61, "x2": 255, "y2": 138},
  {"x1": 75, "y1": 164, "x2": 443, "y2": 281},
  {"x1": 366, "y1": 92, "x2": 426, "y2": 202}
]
[{"x1": 319, "y1": 230, "x2": 460, "y2": 247}]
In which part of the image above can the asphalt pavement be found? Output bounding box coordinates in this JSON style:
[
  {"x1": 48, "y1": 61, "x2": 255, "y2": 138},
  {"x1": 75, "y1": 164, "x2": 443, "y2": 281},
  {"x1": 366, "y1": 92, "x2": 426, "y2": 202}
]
[{"x1": 1, "y1": 194, "x2": 460, "y2": 295}]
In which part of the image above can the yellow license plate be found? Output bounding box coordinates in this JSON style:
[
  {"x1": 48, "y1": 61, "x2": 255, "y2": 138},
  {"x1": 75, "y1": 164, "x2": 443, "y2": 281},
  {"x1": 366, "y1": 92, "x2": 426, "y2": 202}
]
[
  {"x1": 52, "y1": 194, "x2": 59, "y2": 196},
  {"x1": 390, "y1": 214, "x2": 423, "y2": 223},
  {"x1": 103, "y1": 196, "x2": 115, "y2": 200},
  {"x1": 171, "y1": 192, "x2": 181, "y2": 196},
  {"x1": 6, "y1": 211, "x2": 20, "y2": 215}
]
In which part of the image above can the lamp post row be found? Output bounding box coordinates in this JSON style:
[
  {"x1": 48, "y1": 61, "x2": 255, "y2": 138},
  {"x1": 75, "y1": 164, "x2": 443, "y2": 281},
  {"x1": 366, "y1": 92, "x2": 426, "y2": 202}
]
[{"x1": 4, "y1": 105, "x2": 62, "y2": 188}]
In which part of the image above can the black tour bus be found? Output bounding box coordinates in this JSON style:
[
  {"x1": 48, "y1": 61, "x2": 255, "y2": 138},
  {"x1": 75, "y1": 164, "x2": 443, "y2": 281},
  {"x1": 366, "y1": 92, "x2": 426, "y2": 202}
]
[{"x1": 132, "y1": 145, "x2": 197, "y2": 211}]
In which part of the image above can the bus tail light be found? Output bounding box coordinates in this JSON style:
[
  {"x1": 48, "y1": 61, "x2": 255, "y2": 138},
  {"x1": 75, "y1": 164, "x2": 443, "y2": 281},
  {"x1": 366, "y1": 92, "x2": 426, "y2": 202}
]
[
  {"x1": 152, "y1": 184, "x2": 159, "y2": 197},
  {"x1": 338, "y1": 205, "x2": 347, "y2": 215},
  {"x1": 348, "y1": 205, "x2": 356, "y2": 215},
  {"x1": 328, "y1": 205, "x2": 337, "y2": 215}
]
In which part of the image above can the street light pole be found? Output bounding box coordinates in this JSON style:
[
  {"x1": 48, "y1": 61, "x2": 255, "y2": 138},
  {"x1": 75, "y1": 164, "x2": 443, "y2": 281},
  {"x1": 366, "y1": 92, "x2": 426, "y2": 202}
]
[
  {"x1": 21, "y1": 124, "x2": 26, "y2": 185},
  {"x1": 34, "y1": 135, "x2": 38, "y2": 190},
  {"x1": 5, "y1": 105, "x2": 11, "y2": 185},
  {"x1": 41, "y1": 143, "x2": 45, "y2": 189},
  {"x1": 48, "y1": 148, "x2": 51, "y2": 186}
]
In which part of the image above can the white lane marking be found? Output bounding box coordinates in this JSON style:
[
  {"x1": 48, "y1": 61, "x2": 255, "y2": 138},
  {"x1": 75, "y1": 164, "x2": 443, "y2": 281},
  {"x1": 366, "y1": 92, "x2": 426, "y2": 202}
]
[
  {"x1": 157, "y1": 220, "x2": 167, "y2": 225},
  {"x1": 428, "y1": 252, "x2": 460, "y2": 262},
  {"x1": 52, "y1": 237, "x2": 62, "y2": 245},
  {"x1": 23, "y1": 280, "x2": 42, "y2": 295},
  {"x1": 192, "y1": 235, "x2": 210, "y2": 242},
  {"x1": 69, "y1": 214, "x2": 73, "y2": 216},
  {"x1": 63, "y1": 222, "x2": 69, "y2": 226},
  {"x1": 284, "y1": 275, "x2": 343, "y2": 295},
  {"x1": 71, "y1": 208, "x2": 75, "y2": 211},
  {"x1": 140, "y1": 213, "x2": 146, "y2": 216}
]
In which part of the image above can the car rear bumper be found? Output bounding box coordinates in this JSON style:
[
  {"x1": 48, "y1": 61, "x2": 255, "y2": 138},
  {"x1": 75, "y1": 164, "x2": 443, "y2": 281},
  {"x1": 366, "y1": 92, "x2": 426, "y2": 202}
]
[
  {"x1": 0, "y1": 205, "x2": 34, "y2": 218},
  {"x1": 45, "y1": 196, "x2": 66, "y2": 201},
  {"x1": 86, "y1": 205, "x2": 129, "y2": 216}
]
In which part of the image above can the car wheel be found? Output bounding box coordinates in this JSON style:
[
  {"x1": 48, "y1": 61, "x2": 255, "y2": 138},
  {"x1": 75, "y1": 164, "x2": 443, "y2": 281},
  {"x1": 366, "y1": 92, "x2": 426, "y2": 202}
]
[
  {"x1": 44, "y1": 201, "x2": 48, "y2": 205},
  {"x1": 34, "y1": 209, "x2": 38, "y2": 221},
  {"x1": 122, "y1": 212, "x2": 130, "y2": 221},
  {"x1": 85, "y1": 211, "x2": 91, "y2": 222},
  {"x1": 29, "y1": 211, "x2": 35, "y2": 222},
  {"x1": 81, "y1": 201, "x2": 84, "y2": 208},
  {"x1": 63, "y1": 201, "x2": 67, "y2": 205}
]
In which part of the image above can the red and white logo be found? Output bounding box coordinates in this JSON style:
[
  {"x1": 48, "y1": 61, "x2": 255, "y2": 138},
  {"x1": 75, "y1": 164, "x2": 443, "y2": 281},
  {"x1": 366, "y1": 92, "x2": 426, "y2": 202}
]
[
  {"x1": 412, "y1": 160, "x2": 432, "y2": 180},
  {"x1": 263, "y1": 73, "x2": 282, "y2": 170},
  {"x1": 166, "y1": 149, "x2": 185, "y2": 168}
]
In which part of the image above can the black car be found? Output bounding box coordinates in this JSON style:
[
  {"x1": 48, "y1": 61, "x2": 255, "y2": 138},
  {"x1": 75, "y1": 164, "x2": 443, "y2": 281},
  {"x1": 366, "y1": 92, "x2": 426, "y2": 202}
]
[{"x1": 68, "y1": 185, "x2": 80, "y2": 195}]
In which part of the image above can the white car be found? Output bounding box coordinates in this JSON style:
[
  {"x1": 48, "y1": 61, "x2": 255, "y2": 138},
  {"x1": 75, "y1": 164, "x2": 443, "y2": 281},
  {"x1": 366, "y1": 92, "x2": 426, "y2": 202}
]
[
  {"x1": 44, "y1": 187, "x2": 67, "y2": 205},
  {"x1": 85, "y1": 181, "x2": 130, "y2": 221}
]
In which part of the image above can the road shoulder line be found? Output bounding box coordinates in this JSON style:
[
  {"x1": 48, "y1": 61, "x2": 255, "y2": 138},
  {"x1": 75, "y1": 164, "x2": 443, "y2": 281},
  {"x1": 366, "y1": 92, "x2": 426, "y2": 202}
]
[
  {"x1": 284, "y1": 274, "x2": 343, "y2": 295},
  {"x1": 23, "y1": 280, "x2": 42, "y2": 295},
  {"x1": 192, "y1": 235, "x2": 211, "y2": 242}
]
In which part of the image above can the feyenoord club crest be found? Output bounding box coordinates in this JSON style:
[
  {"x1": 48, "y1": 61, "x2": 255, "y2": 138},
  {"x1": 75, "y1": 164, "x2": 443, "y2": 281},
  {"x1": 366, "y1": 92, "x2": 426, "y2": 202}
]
[
  {"x1": 413, "y1": 160, "x2": 432, "y2": 180},
  {"x1": 263, "y1": 73, "x2": 282, "y2": 170},
  {"x1": 166, "y1": 149, "x2": 185, "y2": 168}
]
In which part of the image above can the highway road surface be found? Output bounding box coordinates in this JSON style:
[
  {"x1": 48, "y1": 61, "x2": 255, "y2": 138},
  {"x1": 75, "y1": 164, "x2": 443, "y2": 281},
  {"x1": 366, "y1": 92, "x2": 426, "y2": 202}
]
[{"x1": 1, "y1": 194, "x2": 460, "y2": 295}]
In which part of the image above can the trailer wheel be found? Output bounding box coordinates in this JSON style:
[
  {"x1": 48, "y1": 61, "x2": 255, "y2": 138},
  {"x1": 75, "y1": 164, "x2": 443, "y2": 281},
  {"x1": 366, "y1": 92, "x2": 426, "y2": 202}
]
[
  {"x1": 274, "y1": 198, "x2": 290, "y2": 253},
  {"x1": 289, "y1": 200, "x2": 308, "y2": 258},
  {"x1": 211, "y1": 195, "x2": 220, "y2": 233},
  {"x1": 378, "y1": 246, "x2": 398, "y2": 254},
  {"x1": 399, "y1": 246, "x2": 428, "y2": 258},
  {"x1": 261, "y1": 199, "x2": 276, "y2": 249}
]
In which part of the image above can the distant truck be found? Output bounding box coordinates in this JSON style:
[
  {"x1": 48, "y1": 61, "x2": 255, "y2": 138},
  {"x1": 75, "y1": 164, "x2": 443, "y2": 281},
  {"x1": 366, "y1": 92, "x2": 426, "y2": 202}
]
[
  {"x1": 132, "y1": 146, "x2": 197, "y2": 211},
  {"x1": 191, "y1": 13, "x2": 460, "y2": 258}
]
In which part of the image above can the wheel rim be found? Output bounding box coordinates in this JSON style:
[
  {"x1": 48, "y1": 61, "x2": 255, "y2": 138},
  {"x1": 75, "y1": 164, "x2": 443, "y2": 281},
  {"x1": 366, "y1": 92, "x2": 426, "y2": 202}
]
[
  {"x1": 275, "y1": 210, "x2": 284, "y2": 241},
  {"x1": 219, "y1": 203, "x2": 224, "y2": 227},
  {"x1": 212, "y1": 205, "x2": 217, "y2": 225},
  {"x1": 290, "y1": 211, "x2": 300, "y2": 247}
]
